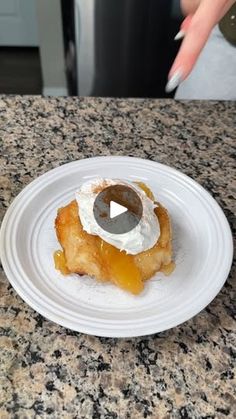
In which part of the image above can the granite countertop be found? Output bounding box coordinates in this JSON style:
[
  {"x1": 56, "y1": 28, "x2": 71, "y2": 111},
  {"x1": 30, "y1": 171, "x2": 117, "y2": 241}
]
[{"x1": 0, "y1": 96, "x2": 235, "y2": 419}]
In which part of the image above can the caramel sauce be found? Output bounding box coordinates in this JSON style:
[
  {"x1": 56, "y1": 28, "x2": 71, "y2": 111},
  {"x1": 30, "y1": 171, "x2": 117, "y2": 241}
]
[
  {"x1": 135, "y1": 182, "x2": 155, "y2": 201},
  {"x1": 54, "y1": 250, "x2": 70, "y2": 275},
  {"x1": 100, "y1": 240, "x2": 144, "y2": 295}
]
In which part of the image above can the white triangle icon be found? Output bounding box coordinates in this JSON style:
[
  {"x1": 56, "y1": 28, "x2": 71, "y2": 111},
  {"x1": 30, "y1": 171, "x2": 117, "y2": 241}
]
[{"x1": 110, "y1": 201, "x2": 128, "y2": 219}]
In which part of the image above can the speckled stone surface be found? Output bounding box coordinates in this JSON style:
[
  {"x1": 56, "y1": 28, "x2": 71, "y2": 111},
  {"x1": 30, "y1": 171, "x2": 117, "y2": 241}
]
[{"x1": 0, "y1": 96, "x2": 235, "y2": 419}]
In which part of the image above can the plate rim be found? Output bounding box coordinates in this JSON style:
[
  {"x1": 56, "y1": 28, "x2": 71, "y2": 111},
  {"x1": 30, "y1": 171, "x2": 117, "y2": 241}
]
[{"x1": 0, "y1": 156, "x2": 233, "y2": 337}]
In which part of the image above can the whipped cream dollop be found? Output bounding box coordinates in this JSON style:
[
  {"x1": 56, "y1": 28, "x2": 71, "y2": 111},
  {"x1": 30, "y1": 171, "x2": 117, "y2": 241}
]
[{"x1": 75, "y1": 178, "x2": 160, "y2": 255}]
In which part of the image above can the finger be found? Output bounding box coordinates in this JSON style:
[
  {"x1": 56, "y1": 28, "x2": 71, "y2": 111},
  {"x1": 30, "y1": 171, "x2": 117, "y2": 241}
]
[
  {"x1": 175, "y1": 1, "x2": 234, "y2": 41},
  {"x1": 181, "y1": 0, "x2": 236, "y2": 21},
  {"x1": 174, "y1": 15, "x2": 193, "y2": 40},
  {"x1": 219, "y1": 0, "x2": 236, "y2": 20},
  {"x1": 181, "y1": 0, "x2": 201, "y2": 15},
  {"x1": 166, "y1": 0, "x2": 231, "y2": 92},
  {"x1": 181, "y1": 15, "x2": 193, "y2": 31}
]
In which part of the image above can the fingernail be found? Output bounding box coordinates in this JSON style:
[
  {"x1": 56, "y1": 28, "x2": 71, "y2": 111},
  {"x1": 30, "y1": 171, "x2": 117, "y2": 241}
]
[
  {"x1": 174, "y1": 30, "x2": 186, "y2": 41},
  {"x1": 165, "y1": 70, "x2": 183, "y2": 93}
]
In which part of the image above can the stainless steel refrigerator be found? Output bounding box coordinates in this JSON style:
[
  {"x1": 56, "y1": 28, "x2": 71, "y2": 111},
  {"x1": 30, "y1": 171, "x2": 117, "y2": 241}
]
[{"x1": 61, "y1": 0, "x2": 182, "y2": 97}]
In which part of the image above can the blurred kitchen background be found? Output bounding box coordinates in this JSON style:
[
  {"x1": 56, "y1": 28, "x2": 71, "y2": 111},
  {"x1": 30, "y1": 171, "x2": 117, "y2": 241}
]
[{"x1": 0, "y1": 0, "x2": 184, "y2": 97}]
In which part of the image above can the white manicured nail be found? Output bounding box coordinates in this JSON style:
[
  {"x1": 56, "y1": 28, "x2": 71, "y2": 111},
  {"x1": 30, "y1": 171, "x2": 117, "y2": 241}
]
[
  {"x1": 165, "y1": 70, "x2": 183, "y2": 93},
  {"x1": 174, "y1": 30, "x2": 186, "y2": 41}
]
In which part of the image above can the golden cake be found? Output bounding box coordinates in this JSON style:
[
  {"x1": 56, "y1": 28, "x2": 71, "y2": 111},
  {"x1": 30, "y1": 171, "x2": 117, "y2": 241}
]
[{"x1": 54, "y1": 181, "x2": 175, "y2": 294}]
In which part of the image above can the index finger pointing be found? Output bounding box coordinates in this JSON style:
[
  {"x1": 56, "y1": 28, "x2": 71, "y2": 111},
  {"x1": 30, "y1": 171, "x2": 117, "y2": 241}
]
[{"x1": 169, "y1": 0, "x2": 231, "y2": 79}]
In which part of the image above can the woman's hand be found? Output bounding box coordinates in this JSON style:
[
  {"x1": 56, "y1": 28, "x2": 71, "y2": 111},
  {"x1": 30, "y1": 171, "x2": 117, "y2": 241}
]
[{"x1": 166, "y1": 0, "x2": 236, "y2": 92}]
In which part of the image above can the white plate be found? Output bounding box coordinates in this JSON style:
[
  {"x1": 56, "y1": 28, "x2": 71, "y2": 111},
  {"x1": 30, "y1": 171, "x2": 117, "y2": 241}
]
[{"x1": 0, "y1": 157, "x2": 233, "y2": 337}]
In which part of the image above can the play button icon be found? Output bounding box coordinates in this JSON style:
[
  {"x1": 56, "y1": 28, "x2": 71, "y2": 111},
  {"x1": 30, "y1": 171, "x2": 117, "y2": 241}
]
[
  {"x1": 93, "y1": 184, "x2": 143, "y2": 234},
  {"x1": 110, "y1": 201, "x2": 128, "y2": 219}
]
